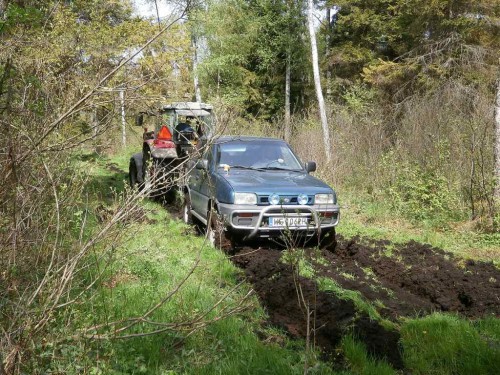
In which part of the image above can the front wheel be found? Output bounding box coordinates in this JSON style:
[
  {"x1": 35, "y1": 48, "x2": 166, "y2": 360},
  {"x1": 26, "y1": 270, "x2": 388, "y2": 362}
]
[
  {"x1": 320, "y1": 227, "x2": 337, "y2": 252},
  {"x1": 206, "y1": 209, "x2": 233, "y2": 253},
  {"x1": 182, "y1": 193, "x2": 193, "y2": 225}
]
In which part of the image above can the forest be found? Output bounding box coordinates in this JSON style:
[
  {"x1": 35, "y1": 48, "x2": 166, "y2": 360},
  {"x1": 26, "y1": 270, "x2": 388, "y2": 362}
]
[{"x1": 0, "y1": 0, "x2": 499, "y2": 373}]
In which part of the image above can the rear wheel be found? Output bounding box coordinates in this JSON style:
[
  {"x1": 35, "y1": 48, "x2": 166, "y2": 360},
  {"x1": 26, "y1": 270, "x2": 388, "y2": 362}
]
[
  {"x1": 129, "y1": 160, "x2": 138, "y2": 188},
  {"x1": 142, "y1": 158, "x2": 154, "y2": 194}
]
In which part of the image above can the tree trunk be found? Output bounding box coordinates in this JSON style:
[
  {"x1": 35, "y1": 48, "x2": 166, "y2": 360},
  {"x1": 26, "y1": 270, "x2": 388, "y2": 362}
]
[
  {"x1": 307, "y1": 0, "x2": 331, "y2": 161},
  {"x1": 192, "y1": 35, "x2": 202, "y2": 103},
  {"x1": 284, "y1": 50, "x2": 291, "y2": 142},
  {"x1": 494, "y1": 78, "x2": 500, "y2": 206},
  {"x1": 325, "y1": 7, "x2": 332, "y2": 99},
  {"x1": 120, "y1": 89, "x2": 126, "y2": 147}
]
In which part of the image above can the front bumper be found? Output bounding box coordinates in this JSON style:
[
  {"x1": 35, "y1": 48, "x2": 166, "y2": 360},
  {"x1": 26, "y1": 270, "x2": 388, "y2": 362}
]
[{"x1": 217, "y1": 203, "x2": 340, "y2": 239}]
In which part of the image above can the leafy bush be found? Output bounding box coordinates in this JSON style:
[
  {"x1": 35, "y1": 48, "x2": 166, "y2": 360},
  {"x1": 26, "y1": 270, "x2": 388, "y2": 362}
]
[{"x1": 381, "y1": 151, "x2": 464, "y2": 225}]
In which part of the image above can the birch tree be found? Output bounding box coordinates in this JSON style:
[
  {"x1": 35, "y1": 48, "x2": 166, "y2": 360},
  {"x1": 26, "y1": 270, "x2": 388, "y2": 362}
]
[
  {"x1": 494, "y1": 78, "x2": 500, "y2": 207},
  {"x1": 307, "y1": 0, "x2": 331, "y2": 161},
  {"x1": 284, "y1": 50, "x2": 291, "y2": 141}
]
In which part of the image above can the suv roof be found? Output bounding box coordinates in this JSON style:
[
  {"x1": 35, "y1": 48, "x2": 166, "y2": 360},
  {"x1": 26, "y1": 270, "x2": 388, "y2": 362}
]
[{"x1": 215, "y1": 136, "x2": 286, "y2": 143}]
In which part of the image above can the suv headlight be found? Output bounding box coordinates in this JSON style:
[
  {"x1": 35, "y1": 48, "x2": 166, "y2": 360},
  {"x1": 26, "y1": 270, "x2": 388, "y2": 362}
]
[
  {"x1": 315, "y1": 193, "x2": 334, "y2": 204},
  {"x1": 234, "y1": 192, "x2": 257, "y2": 205}
]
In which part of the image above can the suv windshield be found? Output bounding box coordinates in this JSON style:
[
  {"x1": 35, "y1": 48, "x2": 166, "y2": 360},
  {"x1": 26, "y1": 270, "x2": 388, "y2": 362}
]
[{"x1": 216, "y1": 140, "x2": 303, "y2": 170}]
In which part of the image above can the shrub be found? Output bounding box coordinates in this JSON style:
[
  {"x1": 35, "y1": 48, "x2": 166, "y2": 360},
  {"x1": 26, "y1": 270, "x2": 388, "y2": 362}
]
[{"x1": 381, "y1": 151, "x2": 464, "y2": 225}]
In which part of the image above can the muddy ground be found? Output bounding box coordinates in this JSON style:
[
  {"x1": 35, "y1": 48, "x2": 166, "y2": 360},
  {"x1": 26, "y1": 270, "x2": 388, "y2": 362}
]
[
  {"x1": 230, "y1": 236, "x2": 499, "y2": 368},
  {"x1": 157, "y1": 188, "x2": 499, "y2": 368}
]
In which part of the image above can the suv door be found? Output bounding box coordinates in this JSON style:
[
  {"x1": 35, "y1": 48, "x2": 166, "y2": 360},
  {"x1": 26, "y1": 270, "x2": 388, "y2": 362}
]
[{"x1": 189, "y1": 145, "x2": 213, "y2": 220}]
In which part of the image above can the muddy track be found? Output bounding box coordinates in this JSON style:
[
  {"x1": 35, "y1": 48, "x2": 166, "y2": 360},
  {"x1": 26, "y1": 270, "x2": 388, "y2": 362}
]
[
  {"x1": 229, "y1": 235, "x2": 499, "y2": 368},
  {"x1": 318, "y1": 237, "x2": 500, "y2": 319}
]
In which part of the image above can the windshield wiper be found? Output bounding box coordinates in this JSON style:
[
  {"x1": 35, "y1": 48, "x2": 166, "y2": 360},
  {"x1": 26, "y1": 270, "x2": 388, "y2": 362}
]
[
  {"x1": 259, "y1": 167, "x2": 302, "y2": 172},
  {"x1": 220, "y1": 165, "x2": 262, "y2": 171}
]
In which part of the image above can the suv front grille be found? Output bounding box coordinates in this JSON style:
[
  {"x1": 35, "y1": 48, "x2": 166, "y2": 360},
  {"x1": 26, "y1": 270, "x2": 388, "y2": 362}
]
[{"x1": 257, "y1": 195, "x2": 312, "y2": 205}]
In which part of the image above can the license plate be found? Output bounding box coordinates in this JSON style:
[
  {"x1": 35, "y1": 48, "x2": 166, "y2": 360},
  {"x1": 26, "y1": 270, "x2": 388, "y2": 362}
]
[{"x1": 269, "y1": 216, "x2": 309, "y2": 227}]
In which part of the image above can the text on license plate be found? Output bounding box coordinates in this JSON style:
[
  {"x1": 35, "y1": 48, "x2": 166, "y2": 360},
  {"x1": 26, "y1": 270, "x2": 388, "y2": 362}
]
[{"x1": 269, "y1": 217, "x2": 309, "y2": 227}]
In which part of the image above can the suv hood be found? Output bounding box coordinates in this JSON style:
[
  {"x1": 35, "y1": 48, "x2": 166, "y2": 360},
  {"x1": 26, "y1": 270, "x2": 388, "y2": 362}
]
[{"x1": 219, "y1": 170, "x2": 333, "y2": 195}]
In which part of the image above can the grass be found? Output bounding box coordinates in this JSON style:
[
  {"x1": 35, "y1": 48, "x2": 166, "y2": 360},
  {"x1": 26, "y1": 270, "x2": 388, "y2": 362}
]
[
  {"x1": 400, "y1": 313, "x2": 500, "y2": 375},
  {"x1": 341, "y1": 336, "x2": 396, "y2": 375}
]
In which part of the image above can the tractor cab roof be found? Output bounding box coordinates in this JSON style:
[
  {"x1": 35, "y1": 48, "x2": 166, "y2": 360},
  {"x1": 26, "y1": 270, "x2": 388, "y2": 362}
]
[{"x1": 160, "y1": 102, "x2": 213, "y2": 112}]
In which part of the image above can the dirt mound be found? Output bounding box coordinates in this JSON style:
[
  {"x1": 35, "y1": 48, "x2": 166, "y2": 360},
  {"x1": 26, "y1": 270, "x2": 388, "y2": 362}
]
[
  {"x1": 318, "y1": 236, "x2": 500, "y2": 319},
  {"x1": 232, "y1": 248, "x2": 404, "y2": 368},
  {"x1": 230, "y1": 236, "x2": 499, "y2": 369}
]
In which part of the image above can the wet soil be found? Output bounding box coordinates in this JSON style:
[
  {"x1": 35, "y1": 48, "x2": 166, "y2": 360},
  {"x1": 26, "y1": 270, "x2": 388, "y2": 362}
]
[
  {"x1": 327, "y1": 237, "x2": 499, "y2": 318},
  {"x1": 230, "y1": 235, "x2": 499, "y2": 368}
]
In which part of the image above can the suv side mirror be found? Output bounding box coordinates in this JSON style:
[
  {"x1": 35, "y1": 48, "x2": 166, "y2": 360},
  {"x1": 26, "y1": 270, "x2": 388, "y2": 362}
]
[
  {"x1": 305, "y1": 161, "x2": 316, "y2": 173},
  {"x1": 195, "y1": 159, "x2": 208, "y2": 170},
  {"x1": 135, "y1": 113, "x2": 144, "y2": 127}
]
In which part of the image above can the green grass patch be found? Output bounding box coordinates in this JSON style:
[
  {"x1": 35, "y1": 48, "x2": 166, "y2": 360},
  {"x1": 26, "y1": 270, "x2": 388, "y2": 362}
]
[
  {"x1": 341, "y1": 335, "x2": 396, "y2": 375},
  {"x1": 400, "y1": 313, "x2": 500, "y2": 374},
  {"x1": 78, "y1": 203, "x2": 315, "y2": 373}
]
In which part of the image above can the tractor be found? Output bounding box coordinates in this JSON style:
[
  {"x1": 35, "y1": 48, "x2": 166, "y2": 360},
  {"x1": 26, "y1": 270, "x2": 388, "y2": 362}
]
[{"x1": 129, "y1": 102, "x2": 214, "y2": 200}]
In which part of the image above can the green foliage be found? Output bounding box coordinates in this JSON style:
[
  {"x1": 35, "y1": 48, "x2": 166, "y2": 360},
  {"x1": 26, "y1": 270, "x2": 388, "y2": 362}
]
[
  {"x1": 325, "y1": 0, "x2": 499, "y2": 101},
  {"x1": 341, "y1": 83, "x2": 376, "y2": 112},
  {"x1": 198, "y1": 0, "x2": 309, "y2": 119},
  {"x1": 381, "y1": 151, "x2": 463, "y2": 225},
  {"x1": 0, "y1": 3, "x2": 44, "y2": 33},
  {"x1": 401, "y1": 313, "x2": 500, "y2": 374}
]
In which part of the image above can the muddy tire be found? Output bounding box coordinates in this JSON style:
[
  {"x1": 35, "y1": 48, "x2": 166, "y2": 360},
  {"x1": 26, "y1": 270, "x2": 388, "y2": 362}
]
[
  {"x1": 206, "y1": 209, "x2": 233, "y2": 253},
  {"x1": 320, "y1": 228, "x2": 337, "y2": 252},
  {"x1": 129, "y1": 160, "x2": 138, "y2": 189},
  {"x1": 129, "y1": 154, "x2": 144, "y2": 190},
  {"x1": 182, "y1": 193, "x2": 193, "y2": 225}
]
